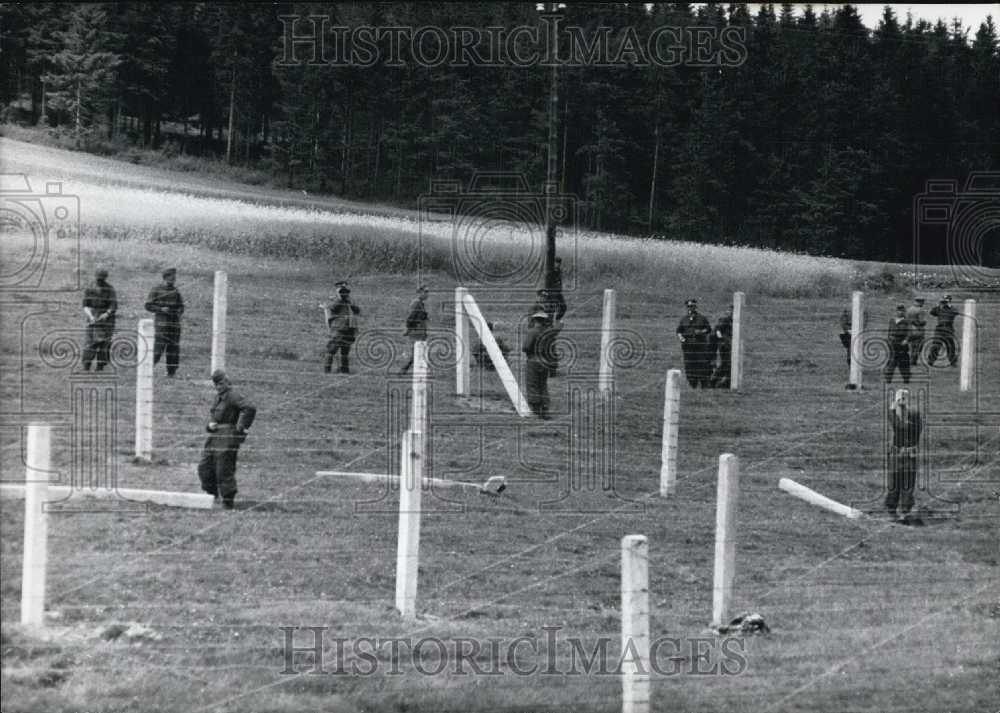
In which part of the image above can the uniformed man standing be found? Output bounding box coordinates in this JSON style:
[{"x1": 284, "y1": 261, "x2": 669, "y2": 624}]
[
  {"x1": 82, "y1": 268, "x2": 117, "y2": 371},
  {"x1": 198, "y1": 370, "x2": 256, "y2": 510},
  {"x1": 711, "y1": 305, "x2": 734, "y2": 388},
  {"x1": 884, "y1": 304, "x2": 912, "y2": 384},
  {"x1": 927, "y1": 295, "x2": 959, "y2": 367},
  {"x1": 320, "y1": 281, "x2": 360, "y2": 374},
  {"x1": 886, "y1": 388, "x2": 922, "y2": 524},
  {"x1": 676, "y1": 299, "x2": 712, "y2": 388},
  {"x1": 546, "y1": 256, "x2": 567, "y2": 321},
  {"x1": 905, "y1": 297, "x2": 927, "y2": 367},
  {"x1": 523, "y1": 311, "x2": 555, "y2": 419},
  {"x1": 399, "y1": 285, "x2": 429, "y2": 375},
  {"x1": 838, "y1": 309, "x2": 853, "y2": 367},
  {"x1": 531, "y1": 288, "x2": 562, "y2": 377},
  {"x1": 144, "y1": 267, "x2": 184, "y2": 377}
]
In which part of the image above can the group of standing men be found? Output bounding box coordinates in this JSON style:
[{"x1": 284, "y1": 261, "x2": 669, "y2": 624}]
[
  {"x1": 839, "y1": 295, "x2": 961, "y2": 385},
  {"x1": 676, "y1": 299, "x2": 733, "y2": 389}
]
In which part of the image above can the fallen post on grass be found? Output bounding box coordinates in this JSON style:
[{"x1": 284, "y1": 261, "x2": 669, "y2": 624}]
[
  {"x1": 621, "y1": 534, "x2": 650, "y2": 713},
  {"x1": 731, "y1": 291, "x2": 745, "y2": 391},
  {"x1": 960, "y1": 299, "x2": 976, "y2": 392},
  {"x1": 315, "y1": 470, "x2": 506, "y2": 494},
  {"x1": 778, "y1": 477, "x2": 863, "y2": 520},
  {"x1": 659, "y1": 368, "x2": 682, "y2": 497},
  {"x1": 211, "y1": 270, "x2": 227, "y2": 374},
  {"x1": 21, "y1": 422, "x2": 51, "y2": 627},
  {"x1": 462, "y1": 292, "x2": 532, "y2": 417},
  {"x1": 849, "y1": 290, "x2": 864, "y2": 389},
  {"x1": 455, "y1": 287, "x2": 470, "y2": 396},
  {"x1": 711, "y1": 454, "x2": 740, "y2": 629},
  {"x1": 2, "y1": 483, "x2": 214, "y2": 509},
  {"x1": 599, "y1": 288, "x2": 616, "y2": 393},
  {"x1": 135, "y1": 318, "x2": 154, "y2": 462}
]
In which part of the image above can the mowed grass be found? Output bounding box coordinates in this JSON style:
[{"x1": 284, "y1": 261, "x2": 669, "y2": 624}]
[{"x1": 1, "y1": 144, "x2": 998, "y2": 713}]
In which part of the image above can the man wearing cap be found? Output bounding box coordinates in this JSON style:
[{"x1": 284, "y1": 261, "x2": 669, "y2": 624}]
[
  {"x1": 320, "y1": 282, "x2": 361, "y2": 374},
  {"x1": 198, "y1": 370, "x2": 256, "y2": 510},
  {"x1": 531, "y1": 288, "x2": 563, "y2": 376},
  {"x1": 82, "y1": 268, "x2": 118, "y2": 371},
  {"x1": 927, "y1": 296, "x2": 959, "y2": 367},
  {"x1": 886, "y1": 388, "x2": 922, "y2": 524},
  {"x1": 676, "y1": 299, "x2": 712, "y2": 388},
  {"x1": 523, "y1": 311, "x2": 556, "y2": 418},
  {"x1": 144, "y1": 268, "x2": 185, "y2": 377},
  {"x1": 399, "y1": 285, "x2": 429, "y2": 374},
  {"x1": 905, "y1": 297, "x2": 927, "y2": 367},
  {"x1": 884, "y1": 304, "x2": 912, "y2": 384}
]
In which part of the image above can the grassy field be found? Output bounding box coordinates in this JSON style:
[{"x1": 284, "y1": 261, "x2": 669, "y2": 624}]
[{"x1": 1, "y1": 140, "x2": 998, "y2": 713}]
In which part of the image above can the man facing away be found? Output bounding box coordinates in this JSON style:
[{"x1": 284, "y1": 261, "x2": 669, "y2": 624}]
[
  {"x1": 399, "y1": 285, "x2": 429, "y2": 375},
  {"x1": 82, "y1": 268, "x2": 117, "y2": 372}
]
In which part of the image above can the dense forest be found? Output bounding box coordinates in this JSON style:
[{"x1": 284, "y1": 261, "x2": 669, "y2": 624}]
[{"x1": 2, "y1": 3, "x2": 998, "y2": 263}]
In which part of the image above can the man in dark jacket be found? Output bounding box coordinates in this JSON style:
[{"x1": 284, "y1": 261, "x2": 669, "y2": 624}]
[
  {"x1": 886, "y1": 388, "x2": 922, "y2": 524},
  {"x1": 905, "y1": 297, "x2": 927, "y2": 367},
  {"x1": 676, "y1": 298, "x2": 712, "y2": 388},
  {"x1": 711, "y1": 306, "x2": 734, "y2": 388},
  {"x1": 321, "y1": 281, "x2": 361, "y2": 374},
  {"x1": 197, "y1": 370, "x2": 256, "y2": 510},
  {"x1": 144, "y1": 267, "x2": 185, "y2": 377},
  {"x1": 399, "y1": 285, "x2": 429, "y2": 375},
  {"x1": 927, "y1": 295, "x2": 959, "y2": 367},
  {"x1": 883, "y1": 304, "x2": 912, "y2": 384},
  {"x1": 531, "y1": 288, "x2": 563, "y2": 376},
  {"x1": 546, "y1": 256, "x2": 567, "y2": 321},
  {"x1": 523, "y1": 311, "x2": 556, "y2": 418},
  {"x1": 82, "y1": 268, "x2": 117, "y2": 371}
]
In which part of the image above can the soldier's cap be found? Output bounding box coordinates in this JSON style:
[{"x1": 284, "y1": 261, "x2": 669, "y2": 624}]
[
  {"x1": 914, "y1": 297, "x2": 925, "y2": 303},
  {"x1": 95, "y1": 268, "x2": 109, "y2": 279},
  {"x1": 531, "y1": 311, "x2": 551, "y2": 321},
  {"x1": 554, "y1": 256, "x2": 562, "y2": 264},
  {"x1": 211, "y1": 369, "x2": 228, "y2": 384},
  {"x1": 943, "y1": 295, "x2": 952, "y2": 302},
  {"x1": 162, "y1": 267, "x2": 177, "y2": 278},
  {"x1": 417, "y1": 284, "x2": 429, "y2": 291},
  {"x1": 685, "y1": 298, "x2": 697, "y2": 307},
  {"x1": 896, "y1": 303, "x2": 906, "y2": 311},
  {"x1": 335, "y1": 281, "x2": 350, "y2": 293}
]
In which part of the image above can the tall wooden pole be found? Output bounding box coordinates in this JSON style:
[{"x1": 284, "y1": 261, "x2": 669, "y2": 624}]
[{"x1": 544, "y1": 2, "x2": 559, "y2": 281}]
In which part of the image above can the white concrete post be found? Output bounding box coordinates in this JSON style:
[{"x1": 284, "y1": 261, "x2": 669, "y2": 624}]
[
  {"x1": 711, "y1": 454, "x2": 740, "y2": 628},
  {"x1": 849, "y1": 291, "x2": 863, "y2": 388},
  {"x1": 599, "y1": 288, "x2": 616, "y2": 393},
  {"x1": 731, "y1": 291, "x2": 745, "y2": 391},
  {"x1": 960, "y1": 299, "x2": 976, "y2": 392},
  {"x1": 135, "y1": 318, "x2": 154, "y2": 461},
  {"x1": 462, "y1": 294, "x2": 531, "y2": 416},
  {"x1": 211, "y1": 270, "x2": 227, "y2": 375},
  {"x1": 21, "y1": 423, "x2": 51, "y2": 627},
  {"x1": 455, "y1": 287, "x2": 470, "y2": 396},
  {"x1": 659, "y1": 369, "x2": 682, "y2": 497},
  {"x1": 396, "y1": 342, "x2": 428, "y2": 618},
  {"x1": 621, "y1": 534, "x2": 650, "y2": 713}
]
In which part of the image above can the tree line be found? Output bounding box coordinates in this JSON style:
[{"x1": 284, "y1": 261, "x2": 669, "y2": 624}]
[{"x1": 2, "y1": 3, "x2": 998, "y2": 264}]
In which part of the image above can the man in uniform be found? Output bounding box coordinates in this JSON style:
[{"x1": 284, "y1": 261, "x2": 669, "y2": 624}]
[
  {"x1": 838, "y1": 309, "x2": 853, "y2": 367},
  {"x1": 523, "y1": 311, "x2": 556, "y2": 419},
  {"x1": 927, "y1": 295, "x2": 959, "y2": 367},
  {"x1": 198, "y1": 370, "x2": 256, "y2": 510},
  {"x1": 905, "y1": 297, "x2": 927, "y2": 367},
  {"x1": 399, "y1": 284, "x2": 429, "y2": 374},
  {"x1": 884, "y1": 304, "x2": 912, "y2": 384},
  {"x1": 320, "y1": 281, "x2": 360, "y2": 374},
  {"x1": 546, "y1": 256, "x2": 567, "y2": 321},
  {"x1": 886, "y1": 388, "x2": 922, "y2": 524},
  {"x1": 676, "y1": 298, "x2": 712, "y2": 388},
  {"x1": 82, "y1": 268, "x2": 117, "y2": 371},
  {"x1": 531, "y1": 288, "x2": 563, "y2": 376},
  {"x1": 144, "y1": 267, "x2": 185, "y2": 377},
  {"x1": 711, "y1": 305, "x2": 734, "y2": 388}
]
